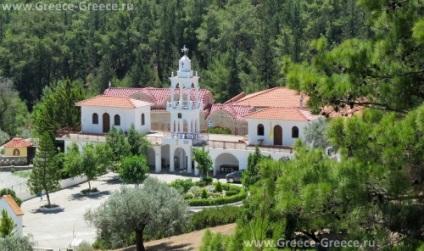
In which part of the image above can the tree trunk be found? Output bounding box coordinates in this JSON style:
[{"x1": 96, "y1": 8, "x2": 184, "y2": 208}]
[
  {"x1": 88, "y1": 180, "x2": 91, "y2": 190},
  {"x1": 46, "y1": 191, "x2": 51, "y2": 207},
  {"x1": 136, "y1": 227, "x2": 145, "y2": 251}
]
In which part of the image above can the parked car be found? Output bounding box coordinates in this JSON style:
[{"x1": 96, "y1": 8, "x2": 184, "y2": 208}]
[{"x1": 226, "y1": 170, "x2": 243, "y2": 183}]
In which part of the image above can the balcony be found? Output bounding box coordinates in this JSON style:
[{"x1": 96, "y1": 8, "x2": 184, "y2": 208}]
[{"x1": 166, "y1": 101, "x2": 203, "y2": 111}]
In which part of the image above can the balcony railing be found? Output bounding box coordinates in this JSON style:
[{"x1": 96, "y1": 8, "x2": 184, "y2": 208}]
[
  {"x1": 166, "y1": 101, "x2": 203, "y2": 110},
  {"x1": 207, "y1": 140, "x2": 292, "y2": 153}
]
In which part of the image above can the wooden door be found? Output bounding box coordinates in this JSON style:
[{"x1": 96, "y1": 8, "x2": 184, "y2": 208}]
[
  {"x1": 274, "y1": 125, "x2": 282, "y2": 145},
  {"x1": 103, "y1": 113, "x2": 110, "y2": 133}
]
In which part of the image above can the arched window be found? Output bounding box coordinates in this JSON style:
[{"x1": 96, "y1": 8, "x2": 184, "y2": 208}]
[
  {"x1": 141, "y1": 113, "x2": 145, "y2": 126},
  {"x1": 92, "y1": 113, "x2": 98, "y2": 124},
  {"x1": 292, "y1": 126, "x2": 299, "y2": 138},
  {"x1": 257, "y1": 124, "x2": 264, "y2": 136},
  {"x1": 13, "y1": 149, "x2": 20, "y2": 156},
  {"x1": 114, "y1": 115, "x2": 121, "y2": 126}
]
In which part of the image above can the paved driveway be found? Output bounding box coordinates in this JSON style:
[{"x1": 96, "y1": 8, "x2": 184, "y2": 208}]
[{"x1": 21, "y1": 172, "x2": 203, "y2": 250}]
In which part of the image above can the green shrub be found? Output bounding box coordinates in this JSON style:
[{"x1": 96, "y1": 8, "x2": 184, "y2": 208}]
[
  {"x1": 75, "y1": 242, "x2": 94, "y2": 251},
  {"x1": 215, "y1": 182, "x2": 223, "y2": 193},
  {"x1": 199, "y1": 229, "x2": 234, "y2": 251},
  {"x1": 170, "y1": 179, "x2": 194, "y2": 193},
  {"x1": 187, "y1": 187, "x2": 247, "y2": 206},
  {"x1": 184, "y1": 193, "x2": 194, "y2": 200},
  {"x1": 188, "y1": 186, "x2": 202, "y2": 198},
  {"x1": 196, "y1": 180, "x2": 207, "y2": 187},
  {"x1": 190, "y1": 206, "x2": 242, "y2": 230},
  {"x1": 208, "y1": 127, "x2": 232, "y2": 135},
  {"x1": 222, "y1": 183, "x2": 230, "y2": 191},
  {"x1": 203, "y1": 176, "x2": 213, "y2": 185},
  {"x1": 201, "y1": 189, "x2": 208, "y2": 199},
  {"x1": 225, "y1": 190, "x2": 238, "y2": 197},
  {"x1": 0, "y1": 189, "x2": 22, "y2": 206}
]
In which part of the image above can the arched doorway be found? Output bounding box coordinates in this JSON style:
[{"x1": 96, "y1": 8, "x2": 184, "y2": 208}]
[
  {"x1": 13, "y1": 149, "x2": 20, "y2": 156},
  {"x1": 274, "y1": 125, "x2": 283, "y2": 146},
  {"x1": 174, "y1": 148, "x2": 187, "y2": 170},
  {"x1": 215, "y1": 153, "x2": 239, "y2": 175},
  {"x1": 103, "y1": 113, "x2": 110, "y2": 133}
]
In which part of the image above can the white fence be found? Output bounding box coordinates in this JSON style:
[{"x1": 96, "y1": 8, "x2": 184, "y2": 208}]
[{"x1": 11, "y1": 176, "x2": 88, "y2": 201}]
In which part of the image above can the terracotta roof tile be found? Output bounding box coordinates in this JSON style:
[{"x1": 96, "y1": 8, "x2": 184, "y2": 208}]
[
  {"x1": 76, "y1": 95, "x2": 151, "y2": 108},
  {"x1": 209, "y1": 104, "x2": 255, "y2": 122},
  {"x1": 2, "y1": 137, "x2": 33, "y2": 148},
  {"x1": 244, "y1": 107, "x2": 320, "y2": 121},
  {"x1": 0, "y1": 195, "x2": 24, "y2": 216},
  {"x1": 103, "y1": 87, "x2": 214, "y2": 108},
  {"x1": 230, "y1": 87, "x2": 308, "y2": 108}
]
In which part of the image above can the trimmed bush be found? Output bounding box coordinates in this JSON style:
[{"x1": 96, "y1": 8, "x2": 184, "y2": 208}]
[
  {"x1": 201, "y1": 189, "x2": 208, "y2": 199},
  {"x1": 190, "y1": 206, "x2": 242, "y2": 230},
  {"x1": 196, "y1": 181, "x2": 207, "y2": 187},
  {"x1": 225, "y1": 190, "x2": 238, "y2": 197},
  {"x1": 215, "y1": 182, "x2": 223, "y2": 193},
  {"x1": 188, "y1": 186, "x2": 202, "y2": 198},
  {"x1": 208, "y1": 127, "x2": 232, "y2": 135},
  {"x1": 170, "y1": 179, "x2": 194, "y2": 193},
  {"x1": 221, "y1": 183, "x2": 230, "y2": 191},
  {"x1": 187, "y1": 187, "x2": 247, "y2": 206}
]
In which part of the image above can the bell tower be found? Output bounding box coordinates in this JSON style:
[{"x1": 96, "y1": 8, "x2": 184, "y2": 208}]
[
  {"x1": 167, "y1": 45, "x2": 202, "y2": 137},
  {"x1": 164, "y1": 46, "x2": 203, "y2": 174}
]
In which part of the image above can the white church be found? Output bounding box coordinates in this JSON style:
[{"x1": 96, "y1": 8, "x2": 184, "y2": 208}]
[{"x1": 58, "y1": 46, "x2": 323, "y2": 176}]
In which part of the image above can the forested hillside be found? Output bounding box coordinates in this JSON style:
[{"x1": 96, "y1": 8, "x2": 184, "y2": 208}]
[{"x1": 0, "y1": 0, "x2": 369, "y2": 107}]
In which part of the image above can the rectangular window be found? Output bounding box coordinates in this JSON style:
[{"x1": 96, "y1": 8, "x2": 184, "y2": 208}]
[{"x1": 178, "y1": 113, "x2": 182, "y2": 119}]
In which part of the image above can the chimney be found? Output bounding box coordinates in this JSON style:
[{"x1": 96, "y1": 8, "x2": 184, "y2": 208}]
[{"x1": 300, "y1": 94, "x2": 304, "y2": 109}]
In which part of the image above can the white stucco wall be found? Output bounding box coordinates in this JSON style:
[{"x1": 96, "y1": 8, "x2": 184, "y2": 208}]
[
  {"x1": 207, "y1": 147, "x2": 293, "y2": 175},
  {"x1": 80, "y1": 106, "x2": 151, "y2": 134},
  {"x1": 0, "y1": 199, "x2": 23, "y2": 236},
  {"x1": 247, "y1": 118, "x2": 310, "y2": 147}
]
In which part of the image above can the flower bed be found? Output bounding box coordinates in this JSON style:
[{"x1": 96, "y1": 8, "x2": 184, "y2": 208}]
[{"x1": 169, "y1": 179, "x2": 246, "y2": 206}]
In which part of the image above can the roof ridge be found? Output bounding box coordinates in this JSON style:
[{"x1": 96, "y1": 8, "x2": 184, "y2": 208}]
[{"x1": 237, "y1": 87, "x2": 279, "y2": 103}]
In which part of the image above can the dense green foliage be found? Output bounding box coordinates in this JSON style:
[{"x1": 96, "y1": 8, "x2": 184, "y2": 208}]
[
  {"x1": 0, "y1": 0, "x2": 370, "y2": 111},
  {"x1": 169, "y1": 178, "x2": 195, "y2": 193},
  {"x1": 190, "y1": 206, "x2": 241, "y2": 231},
  {"x1": 65, "y1": 143, "x2": 112, "y2": 191},
  {"x1": 31, "y1": 79, "x2": 85, "y2": 140},
  {"x1": 0, "y1": 210, "x2": 14, "y2": 237},
  {"x1": 27, "y1": 133, "x2": 61, "y2": 207},
  {"x1": 0, "y1": 188, "x2": 22, "y2": 206},
  {"x1": 119, "y1": 155, "x2": 149, "y2": 186},
  {"x1": 193, "y1": 147, "x2": 213, "y2": 178},
  {"x1": 208, "y1": 127, "x2": 232, "y2": 135},
  {"x1": 187, "y1": 186, "x2": 246, "y2": 206},
  {"x1": 85, "y1": 177, "x2": 189, "y2": 251},
  {"x1": 241, "y1": 146, "x2": 263, "y2": 188},
  {"x1": 0, "y1": 78, "x2": 29, "y2": 137},
  {"x1": 0, "y1": 234, "x2": 34, "y2": 251}
]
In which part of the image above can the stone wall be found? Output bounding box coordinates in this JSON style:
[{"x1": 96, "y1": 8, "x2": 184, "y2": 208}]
[
  {"x1": 0, "y1": 156, "x2": 28, "y2": 166},
  {"x1": 207, "y1": 111, "x2": 248, "y2": 135}
]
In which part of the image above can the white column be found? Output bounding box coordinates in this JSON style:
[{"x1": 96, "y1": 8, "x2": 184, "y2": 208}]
[
  {"x1": 194, "y1": 161, "x2": 199, "y2": 176},
  {"x1": 213, "y1": 160, "x2": 217, "y2": 176},
  {"x1": 171, "y1": 87, "x2": 175, "y2": 106},
  {"x1": 179, "y1": 86, "x2": 183, "y2": 108},
  {"x1": 170, "y1": 146, "x2": 175, "y2": 172},
  {"x1": 195, "y1": 86, "x2": 199, "y2": 107},
  {"x1": 155, "y1": 146, "x2": 161, "y2": 173},
  {"x1": 179, "y1": 150, "x2": 184, "y2": 170},
  {"x1": 187, "y1": 149, "x2": 192, "y2": 173}
]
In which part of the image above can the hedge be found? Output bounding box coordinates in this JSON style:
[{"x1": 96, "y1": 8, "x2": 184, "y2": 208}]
[
  {"x1": 187, "y1": 187, "x2": 246, "y2": 206},
  {"x1": 190, "y1": 206, "x2": 242, "y2": 230}
]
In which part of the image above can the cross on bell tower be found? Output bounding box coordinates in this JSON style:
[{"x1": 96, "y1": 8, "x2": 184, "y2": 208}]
[{"x1": 181, "y1": 45, "x2": 189, "y2": 56}]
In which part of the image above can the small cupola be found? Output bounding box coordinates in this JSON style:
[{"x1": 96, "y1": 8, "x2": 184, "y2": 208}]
[{"x1": 178, "y1": 45, "x2": 191, "y2": 73}]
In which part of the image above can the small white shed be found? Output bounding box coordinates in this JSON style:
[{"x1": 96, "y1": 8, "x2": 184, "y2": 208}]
[{"x1": 0, "y1": 194, "x2": 24, "y2": 236}]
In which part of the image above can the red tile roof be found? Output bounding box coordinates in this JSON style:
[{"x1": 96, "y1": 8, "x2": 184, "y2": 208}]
[
  {"x1": 209, "y1": 104, "x2": 255, "y2": 122},
  {"x1": 229, "y1": 87, "x2": 308, "y2": 108},
  {"x1": 103, "y1": 87, "x2": 214, "y2": 108},
  {"x1": 2, "y1": 137, "x2": 33, "y2": 148},
  {"x1": 0, "y1": 195, "x2": 24, "y2": 216},
  {"x1": 244, "y1": 107, "x2": 320, "y2": 121},
  {"x1": 76, "y1": 95, "x2": 151, "y2": 108}
]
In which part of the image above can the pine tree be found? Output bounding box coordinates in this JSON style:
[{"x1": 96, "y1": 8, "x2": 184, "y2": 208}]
[
  {"x1": 27, "y1": 133, "x2": 61, "y2": 207},
  {"x1": 0, "y1": 210, "x2": 14, "y2": 237}
]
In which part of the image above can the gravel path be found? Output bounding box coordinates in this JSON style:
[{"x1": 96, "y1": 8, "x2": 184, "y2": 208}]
[
  {"x1": 21, "y1": 172, "x2": 204, "y2": 250},
  {"x1": 0, "y1": 171, "x2": 29, "y2": 191}
]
